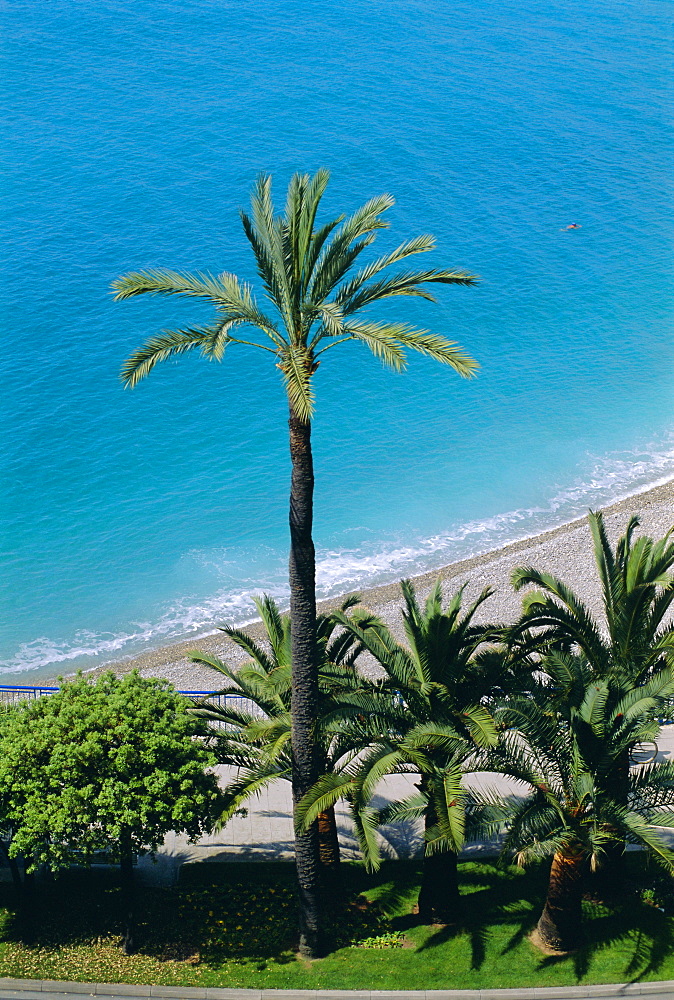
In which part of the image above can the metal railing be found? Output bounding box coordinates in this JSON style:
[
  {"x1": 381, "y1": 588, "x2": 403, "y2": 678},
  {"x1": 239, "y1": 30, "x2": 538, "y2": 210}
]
[
  {"x1": 0, "y1": 684, "x2": 60, "y2": 704},
  {"x1": 0, "y1": 685, "x2": 257, "y2": 729},
  {"x1": 0, "y1": 684, "x2": 231, "y2": 702}
]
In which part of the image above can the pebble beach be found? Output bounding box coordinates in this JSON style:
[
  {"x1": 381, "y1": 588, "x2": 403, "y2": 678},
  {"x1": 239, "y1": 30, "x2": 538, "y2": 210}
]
[{"x1": 87, "y1": 479, "x2": 673, "y2": 692}]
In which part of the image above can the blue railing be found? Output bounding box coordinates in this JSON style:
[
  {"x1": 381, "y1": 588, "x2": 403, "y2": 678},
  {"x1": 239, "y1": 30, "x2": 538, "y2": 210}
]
[
  {"x1": 0, "y1": 684, "x2": 227, "y2": 698},
  {"x1": 0, "y1": 684, "x2": 240, "y2": 709}
]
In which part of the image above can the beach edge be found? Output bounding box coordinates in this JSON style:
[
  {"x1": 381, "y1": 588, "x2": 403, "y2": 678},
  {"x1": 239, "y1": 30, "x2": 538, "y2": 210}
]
[{"x1": 43, "y1": 477, "x2": 672, "y2": 689}]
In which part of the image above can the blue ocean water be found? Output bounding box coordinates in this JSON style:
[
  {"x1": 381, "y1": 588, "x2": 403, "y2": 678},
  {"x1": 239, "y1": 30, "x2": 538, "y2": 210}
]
[{"x1": 1, "y1": 0, "x2": 672, "y2": 682}]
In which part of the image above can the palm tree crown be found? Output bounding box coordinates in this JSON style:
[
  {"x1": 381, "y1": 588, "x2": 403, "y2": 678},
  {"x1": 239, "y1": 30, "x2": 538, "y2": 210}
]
[
  {"x1": 510, "y1": 511, "x2": 674, "y2": 686},
  {"x1": 113, "y1": 169, "x2": 478, "y2": 416},
  {"x1": 493, "y1": 655, "x2": 674, "y2": 952}
]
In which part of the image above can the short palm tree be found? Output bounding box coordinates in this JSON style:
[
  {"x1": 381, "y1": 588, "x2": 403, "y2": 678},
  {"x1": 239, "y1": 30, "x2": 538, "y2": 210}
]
[
  {"x1": 189, "y1": 593, "x2": 376, "y2": 873},
  {"x1": 113, "y1": 170, "x2": 478, "y2": 955},
  {"x1": 493, "y1": 653, "x2": 674, "y2": 952},
  {"x1": 298, "y1": 579, "x2": 501, "y2": 923},
  {"x1": 509, "y1": 511, "x2": 674, "y2": 887}
]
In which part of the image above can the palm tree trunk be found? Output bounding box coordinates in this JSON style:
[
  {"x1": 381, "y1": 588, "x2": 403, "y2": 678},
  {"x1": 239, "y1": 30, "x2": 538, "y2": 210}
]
[
  {"x1": 318, "y1": 805, "x2": 342, "y2": 919},
  {"x1": 418, "y1": 849, "x2": 460, "y2": 924},
  {"x1": 417, "y1": 784, "x2": 461, "y2": 924},
  {"x1": 288, "y1": 407, "x2": 323, "y2": 958},
  {"x1": 536, "y1": 848, "x2": 585, "y2": 952},
  {"x1": 317, "y1": 806, "x2": 341, "y2": 872}
]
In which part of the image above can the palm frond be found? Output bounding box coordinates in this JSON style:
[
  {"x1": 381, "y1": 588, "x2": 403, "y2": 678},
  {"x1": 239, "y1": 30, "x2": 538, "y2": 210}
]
[
  {"x1": 219, "y1": 626, "x2": 278, "y2": 676},
  {"x1": 378, "y1": 792, "x2": 429, "y2": 826},
  {"x1": 390, "y1": 325, "x2": 479, "y2": 377},
  {"x1": 351, "y1": 804, "x2": 384, "y2": 872},
  {"x1": 309, "y1": 193, "x2": 394, "y2": 303},
  {"x1": 512, "y1": 569, "x2": 607, "y2": 666},
  {"x1": 578, "y1": 681, "x2": 609, "y2": 736},
  {"x1": 339, "y1": 266, "x2": 479, "y2": 315},
  {"x1": 120, "y1": 325, "x2": 223, "y2": 388},
  {"x1": 248, "y1": 174, "x2": 292, "y2": 317},
  {"x1": 606, "y1": 805, "x2": 674, "y2": 868},
  {"x1": 112, "y1": 268, "x2": 233, "y2": 302},
  {"x1": 188, "y1": 651, "x2": 237, "y2": 682},
  {"x1": 647, "y1": 809, "x2": 674, "y2": 829},
  {"x1": 297, "y1": 168, "x2": 331, "y2": 275},
  {"x1": 190, "y1": 703, "x2": 259, "y2": 731},
  {"x1": 303, "y1": 216, "x2": 344, "y2": 290},
  {"x1": 401, "y1": 722, "x2": 466, "y2": 755},
  {"x1": 335, "y1": 235, "x2": 438, "y2": 302},
  {"x1": 436, "y1": 767, "x2": 467, "y2": 852},
  {"x1": 295, "y1": 772, "x2": 357, "y2": 831},
  {"x1": 461, "y1": 704, "x2": 499, "y2": 748},
  {"x1": 338, "y1": 320, "x2": 407, "y2": 370},
  {"x1": 215, "y1": 764, "x2": 289, "y2": 831},
  {"x1": 253, "y1": 594, "x2": 290, "y2": 665},
  {"x1": 589, "y1": 510, "x2": 621, "y2": 629},
  {"x1": 212, "y1": 271, "x2": 285, "y2": 347},
  {"x1": 357, "y1": 745, "x2": 408, "y2": 806},
  {"x1": 279, "y1": 344, "x2": 315, "y2": 421}
]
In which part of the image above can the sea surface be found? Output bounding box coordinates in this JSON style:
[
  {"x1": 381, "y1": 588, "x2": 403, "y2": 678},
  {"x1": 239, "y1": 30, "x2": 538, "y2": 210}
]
[{"x1": 1, "y1": 0, "x2": 672, "y2": 683}]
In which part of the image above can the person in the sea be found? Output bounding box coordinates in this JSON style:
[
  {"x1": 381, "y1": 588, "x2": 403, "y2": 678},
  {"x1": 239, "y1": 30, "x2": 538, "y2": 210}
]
[{"x1": 561, "y1": 223, "x2": 581, "y2": 230}]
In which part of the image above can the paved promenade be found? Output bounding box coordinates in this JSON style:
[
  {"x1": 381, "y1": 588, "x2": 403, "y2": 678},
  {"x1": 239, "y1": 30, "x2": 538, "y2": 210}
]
[{"x1": 136, "y1": 726, "x2": 674, "y2": 885}]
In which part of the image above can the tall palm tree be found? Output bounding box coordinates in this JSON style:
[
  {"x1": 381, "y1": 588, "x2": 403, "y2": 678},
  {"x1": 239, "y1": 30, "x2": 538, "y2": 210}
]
[
  {"x1": 112, "y1": 172, "x2": 478, "y2": 955},
  {"x1": 298, "y1": 579, "x2": 501, "y2": 923},
  {"x1": 492, "y1": 654, "x2": 674, "y2": 952}
]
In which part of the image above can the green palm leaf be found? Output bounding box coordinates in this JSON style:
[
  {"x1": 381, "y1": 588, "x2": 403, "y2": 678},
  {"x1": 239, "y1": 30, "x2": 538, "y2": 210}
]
[
  {"x1": 295, "y1": 772, "x2": 357, "y2": 831},
  {"x1": 351, "y1": 804, "x2": 385, "y2": 872},
  {"x1": 335, "y1": 234, "x2": 438, "y2": 301},
  {"x1": 120, "y1": 325, "x2": 227, "y2": 388},
  {"x1": 112, "y1": 268, "x2": 232, "y2": 301},
  {"x1": 279, "y1": 344, "x2": 315, "y2": 421},
  {"x1": 215, "y1": 764, "x2": 290, "y2": 830}
]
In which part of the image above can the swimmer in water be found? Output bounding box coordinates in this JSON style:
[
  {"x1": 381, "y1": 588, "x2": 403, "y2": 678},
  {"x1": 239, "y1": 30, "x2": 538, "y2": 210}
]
[{"x1": 561, "y1": 223, "x2": 581, "y2": 230}]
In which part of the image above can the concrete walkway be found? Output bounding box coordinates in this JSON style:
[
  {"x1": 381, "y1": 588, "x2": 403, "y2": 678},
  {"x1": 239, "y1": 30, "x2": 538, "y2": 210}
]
[
  {"x1": 1, "y1": 976, "x2": 673, "y2": 999},
  {"x1": 135, "y1": 726, "x2": 674, "y2": 886}
]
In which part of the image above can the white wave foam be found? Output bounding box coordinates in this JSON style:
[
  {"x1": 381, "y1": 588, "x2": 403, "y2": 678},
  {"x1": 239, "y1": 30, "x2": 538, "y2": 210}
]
[
  {"x1": 0, "y1": 586, "x2": 289, "y2": 676},
  {"x1": 313, "y1": 435, "x2": 674, "y2": 597},
  {"x1": 3, "y1": 433, "x2": 672, "y2": 678}
]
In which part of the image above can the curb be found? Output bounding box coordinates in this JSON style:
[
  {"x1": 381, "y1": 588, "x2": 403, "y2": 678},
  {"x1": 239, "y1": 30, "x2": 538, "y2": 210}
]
[{"x1": 1, "y1": 979, "x2": 673, "y2": 999}]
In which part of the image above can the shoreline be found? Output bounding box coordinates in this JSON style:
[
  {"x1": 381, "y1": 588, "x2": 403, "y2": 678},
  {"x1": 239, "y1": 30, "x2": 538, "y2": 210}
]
[{"x1": 42, "y1": 477, "x2": 672, "y2": 691}]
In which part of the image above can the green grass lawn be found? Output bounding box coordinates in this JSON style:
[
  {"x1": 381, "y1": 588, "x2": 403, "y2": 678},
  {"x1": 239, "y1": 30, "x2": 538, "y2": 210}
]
[{"x1": 0, "y1": 858, "x2": 672, "y2": 990}]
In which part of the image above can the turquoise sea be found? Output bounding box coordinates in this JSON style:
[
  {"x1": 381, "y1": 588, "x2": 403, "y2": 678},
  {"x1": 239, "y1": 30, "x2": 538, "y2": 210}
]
[{"x1": 1, "y1": 0, "x2": 672, "y2": 682}]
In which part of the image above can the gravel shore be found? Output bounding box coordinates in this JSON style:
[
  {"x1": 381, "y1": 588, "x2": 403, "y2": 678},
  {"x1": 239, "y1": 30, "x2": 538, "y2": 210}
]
[{"x1": 75, "y1": 480, "x2": 673, "y2": 691}]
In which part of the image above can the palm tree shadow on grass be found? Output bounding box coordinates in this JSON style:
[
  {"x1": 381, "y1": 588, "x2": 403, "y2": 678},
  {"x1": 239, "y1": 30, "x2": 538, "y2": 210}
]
[
  {"x1": 403, "y1": 861, "x2": 674, "y2": 981},
  {"x1": 532, "y1": 901, "x2": 674, "y2": 983},
  {"x1": 410, "y1": 861, "x2": 538, "y2": 970}
]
